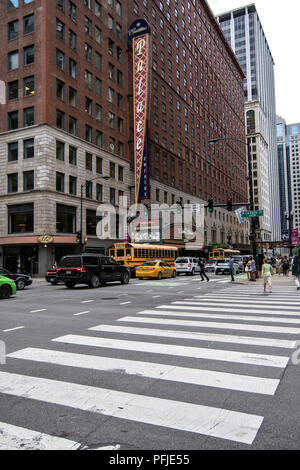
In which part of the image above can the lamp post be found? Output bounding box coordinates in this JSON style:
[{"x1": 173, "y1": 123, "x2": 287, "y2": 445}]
[
  {"x1": 285, "y1": 210, "x2": 294, "y2": 256},
  {"x1": 79, "y1": 176, "x2": 110, "y2": 253},
  {"x1": 208, "y1": 137, "x2": 257, "y2": 257}
]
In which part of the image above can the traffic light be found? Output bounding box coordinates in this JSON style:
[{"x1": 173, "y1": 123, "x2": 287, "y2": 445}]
[
  {"x1": 208, "y1": 198, "x2": 214, "y2": 213},
  {"x1": 76, "y1": 231, "x2": 82, "y2": 244},
  {"x1": 226, "y1": 197, "x2": 233, "y2": 212}
]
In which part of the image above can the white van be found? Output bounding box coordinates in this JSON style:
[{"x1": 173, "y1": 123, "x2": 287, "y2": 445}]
[{"x1": 175, "y1": 257, "x2": 200, "y2": 276}]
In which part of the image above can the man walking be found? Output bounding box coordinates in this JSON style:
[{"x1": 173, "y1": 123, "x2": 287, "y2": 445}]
[
  {"x1": 292, "y1": 254, "x2": 300, "y2": 290},
  {"x1": 249, "y1": 256, "x2": 257, "y2": 281},
  {"x1": 229, "y1": 256, "x2": 235, "y2": 282},
  {"x1": 199, "y1": 258, "x2": 209, "y2": 282}
]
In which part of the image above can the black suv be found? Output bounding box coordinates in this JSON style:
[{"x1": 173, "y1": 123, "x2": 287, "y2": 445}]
[{"x1": 56, "y1": 254, "x2": 130, "y2": 288}]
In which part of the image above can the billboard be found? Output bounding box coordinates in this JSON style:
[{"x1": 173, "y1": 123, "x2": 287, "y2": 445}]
[{"x1": 128, "y1": 20, "x2": 151, "y2": 203}]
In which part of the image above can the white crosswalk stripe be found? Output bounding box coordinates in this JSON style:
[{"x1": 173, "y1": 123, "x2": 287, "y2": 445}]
[{"x1": 1, "y1": 288, "x2": 298, "y2": 447}]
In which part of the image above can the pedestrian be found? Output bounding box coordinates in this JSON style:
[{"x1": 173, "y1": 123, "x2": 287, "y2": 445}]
[
  {"x1": 292, "y1": 255, "x2": 300, "y2": 291},
  {"x1": 53, "y1": 260, "x2": 58, "y2": 269},
  {"x1": 249, "y1": 256, "x2": 257, "y2": 281},
  {"x1": 276, "y1": 257, "x2": 282, "y2": 276},
  {"x1": 283, "y1": 256, "x2": 290, "y2": 276},
  {"x1": 199, "y1": 258, "x2": 209, "y2": 282},
  {"x1": 229, "y1": 256, "x2": 235, "y2": 282},
  {"x1": 262, "y1": 258, "x2": 273, "y2": 293},
  {"x1": 245, "y1": 258, "x2": 251, "y2": 280}
]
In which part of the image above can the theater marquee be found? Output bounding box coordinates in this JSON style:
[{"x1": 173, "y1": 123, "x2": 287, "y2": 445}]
[{"x1": 128, "y1": 20, "x2": 151, "y2": 204}]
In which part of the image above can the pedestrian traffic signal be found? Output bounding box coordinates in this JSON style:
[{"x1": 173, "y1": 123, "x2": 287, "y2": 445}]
[
  {"x1": 76, "y1": 231, "x2": 82, "y2": 244},
  {"x1": 226, "y1": 197, "x2": 233, "y2": 212},
  {"x1": 208, "y1": 198, "x2": 214, "y2": 213}
]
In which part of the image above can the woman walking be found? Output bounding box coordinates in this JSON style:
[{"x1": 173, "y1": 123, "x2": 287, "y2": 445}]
[
  {"x1": 262, "y1": 258, "x2": 273, "y2": 293},
  {"x1": 283, "y1": 256, "x2": 290, "y2": 276}
]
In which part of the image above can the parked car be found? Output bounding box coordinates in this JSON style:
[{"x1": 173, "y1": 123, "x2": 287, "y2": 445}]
[
  {"x1": 231, "y1": 256, "x2": 245, "y2": 273},
  {"x1": 205, "y1": 259, "x2": 218, "y2": 274},
  {"x1": 0, "y1": 268, "x2": 32, "y2": 291},
  {"x1": 136, "y1": 260, "x2": 177, "y2": 280},
  {"x1": 175, "y1": 257, "x2": 200, "y2": 276},
  {"x1": 56, "y1": 254, "x2": 130, "y2": 288},
  {"x1": 0, "y1": 276, "x2": 17, "y2": 299},
  {"x1": 45, "y1": 268, "x2": 63, "y2": 285},
  {"x1": 215, "y1": 259, "x2": 239, "y2": 275}
]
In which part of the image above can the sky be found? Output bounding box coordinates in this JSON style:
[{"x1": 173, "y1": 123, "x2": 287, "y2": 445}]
[{"x1": 209, "y1": 0, "x2": 300, "y2": 124}]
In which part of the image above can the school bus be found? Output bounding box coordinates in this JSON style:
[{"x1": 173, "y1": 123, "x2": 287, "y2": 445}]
[
  {"x1": 209, "y1": 248, "x2": 241, "y2": 260},
  {"x1": 108, "y1": 243, "x2": 178, "y2": 276}
]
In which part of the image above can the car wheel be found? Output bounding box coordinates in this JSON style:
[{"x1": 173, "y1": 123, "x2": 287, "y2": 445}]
[
  {"x1": 158, "y1": 272, "x2": 162, "y2": 280},
  {"x1": 0, "y1": 285, "x2": 12, "y2": 299},
  {"x1": 50, "y1": 281, "x2": 58, "y2": 286},
  {"x1": 16, "y1": 279, "x2": 26, "y2": 291},
  {"x1": 89, "y1": 274, "x2": 100, "y2": 288},
  {"x1": 191, "y1": 268, "x2": 195, "y2": 276},
  {"x1": 65, "y1": 282, "x2": 76, "y2": 288},
  {"x1": 121, "y1": 272, "x2": 130, "y2": 285}
]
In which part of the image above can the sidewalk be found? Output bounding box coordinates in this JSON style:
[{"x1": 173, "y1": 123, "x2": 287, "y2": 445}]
[{"x1": 234, "y1": 274, "x2": 296, "y2": 288}]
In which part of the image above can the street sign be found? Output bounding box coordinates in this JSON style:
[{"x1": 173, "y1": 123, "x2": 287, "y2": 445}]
[{"x1": 241, "y1": 210, "x2": 264, "y2": 218}]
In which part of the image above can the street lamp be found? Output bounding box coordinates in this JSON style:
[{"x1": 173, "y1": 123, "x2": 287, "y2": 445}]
[
  {"x1": 79, "y1": 175, "x2": 110, "y2": 252},
  {"x1": 208, "y1": 137, "x2": 257, "y2": 257}
]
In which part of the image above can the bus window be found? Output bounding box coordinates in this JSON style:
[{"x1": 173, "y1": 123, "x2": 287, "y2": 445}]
[
  {"x1": 117, "y1": 249, "x2": 124, "y2": 257},
  {"x1": 134, "y1": 249, "x2": 138, "y2": 257},
  {"x1": 126, "y1": 249, "x2": 131, "y2": 257},
  {"x1": 110, "y1": 250, "x2": 115, "y2": 257}
]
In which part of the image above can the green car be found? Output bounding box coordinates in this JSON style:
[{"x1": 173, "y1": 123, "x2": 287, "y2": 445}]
[{"x1": 0, "y1": 276, "x2": 17, "y2": 299}]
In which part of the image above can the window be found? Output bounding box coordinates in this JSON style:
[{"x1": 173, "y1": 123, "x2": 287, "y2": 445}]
[
  {"x1": 56, "y1": 49, "x2": 65, "y2": 70},
  {"x1": 23, "y1": 76, "x2": 34, "y2": 96},
  {"x1": 8, "y1": 51, "x2": 19, "y2": 70},
  {"x1": 69, "y1": 175, "x2": 77, "y2": 195},
  {"x1": 56, "y1": 141, "x2": 65, "y2": 161},
  {"x1": 69, "y1": 116, "x2": 77, "y2": 135},
  {"x1": 85, "y1": 17, "x2": 92, "y2": 36},
  {"x1": 23, "y1": 107, "x2": 34, "y2": 127},
  {"x1": 86, "y1": 181, "x2": 93, "y2": 199},
  {"x1": 8, "y1": 173, "x2": 18, "y2": 193},
  {"x1": 109, "y1": 112, "x2": 115, "y2": 129},
  {"x1": 69, "y1": 1, "x2": 77, "y2": 22},
  {"x1": 118, "y1": 166, "x2": 124, "y2": 182},
  {"x1": 69, "y1": 86, "x2": 77, "y2": 106},
  {"x1": 69, "y1": 145, "x2": 77, "y2": 165},
  {"x1": 86, "y1": 210, "x2": 97, "y2": 236},
  {"x1": 69, "y1": 29, "x2": 77, "y2": 50},
  {"x1": 95, "y1": 1, "x2": 102, "y2": 18},
  {"x1": 85, "y1": 43, "x2": 92, "y2": 62},
  {"x1": 85, "y1": 125, "x2": 93, "y2": 142},
  {"x1": 110, "y1": 188, "x2": 116, "y2": 205},
  {"x1": 56, "y1": 172, "x2": 65, "y2": 192},
  {"x1": 85, "y1": 70, "x2": 92, "y2": 88},
  {"x1": 96, "y1": 156, "x2": 102, "y2": 174},
  {"x1": 8, "y1": 81, "x2": 18, "y2": 100},
  {"x1": 56, "y1": 109, "x2": 65, "y2": 129},
  {"x1": 56, "y1": 204, "x2": 76, "y2": 233},
  {"x1": 96, "y1": 130, "x2": 103, "y2": 147},
  {"x1": 95, "y1": 104, "x2": 102, "y2": 121},
  {"x1": 86, "y1": 152, "x2": 93, "y2": 171},
  {"x1": 8, "y1": 142, "x2": 18, "y2": 162},
  {"x1": 69, "y1": 58, "x2": 77, "y2": 78},
  {"x1": 23, "y1": 170, "x2": 34, "y2": 191},
  {"x1": 23, "y1": 45, "x2": 34, "y2": 65},
  {"x1": 95, "y1": 26, "x2": 102, "y2": 44},
  {"x1": 56, "y1": 0, "x2": 65, "y2": 11},
  {"x1": 95, "y1": 52, "x2": 102, "y2": 70},
  {"x1": 56, "y1": 79, "x2": 65, "y2": 100},
  {"x1": 23, "y1": 14, "x2": 34, "y2": 35},
  {"x1": 96, "y1": 78, "x2": 102, "y2": 95},
  {"x1": 109, "y1": 137, "x2": 116, "y2": 154},
  {"x1": 8, "y1": 0, "x2": 19, "y2": 10},
  {"x1": 24, "y1": 138, "x2": 34, "y2": 159},
  {"x1": 108, "y1": 87, "x2": 115, "y2": 103},
  {"x1": 110, "y1": 162, "x2": 116, "y2": 178},
  {"x1": 85, "y1": 97, "x2": 93, "y2": 116},
  {"x1": 8, "y1": 20, "x2": 19, "y2": 40},
  {"x1": 8, "y1": 203, "x2": 34, "y2": 234},
  {"x1": 96, "y1": 183, "x2": 103, "y2": 201}
]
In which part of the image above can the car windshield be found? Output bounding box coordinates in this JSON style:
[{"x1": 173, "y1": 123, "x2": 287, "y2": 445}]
[
  {"x1": 217, "y1": 260, "x2": 229, "y2": 264},
  {"x1": 141, "y1": 262, "x2": 157, "y2": 267},
  {"x1": 58, "y1": 257, "x2": 82, "y2": 268},
  {"x1": 176, "y1": 258, "x2": 189, "y2": 263}
]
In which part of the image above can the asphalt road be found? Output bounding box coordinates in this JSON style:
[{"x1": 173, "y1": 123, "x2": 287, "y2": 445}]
[{"x1": 0, "y1": 273, "x2": 300, "y2": 451}]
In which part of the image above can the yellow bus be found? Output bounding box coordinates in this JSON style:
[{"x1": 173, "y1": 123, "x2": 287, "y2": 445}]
[
  {"x1": 108, "y1": 243, "x2": 178, "y2": 277},
  {"x1": 209, "y1": 248, "x2": 241, "y2": 260}
]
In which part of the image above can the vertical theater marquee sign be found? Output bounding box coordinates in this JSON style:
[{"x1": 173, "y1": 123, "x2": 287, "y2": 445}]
[{"x1": 128, "y1": 20, "x2": 151, "y2": 204}]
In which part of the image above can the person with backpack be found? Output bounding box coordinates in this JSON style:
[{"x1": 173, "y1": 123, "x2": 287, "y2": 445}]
[{"x1": 199, "y1": 258, "x2": 209, "y2": 282}]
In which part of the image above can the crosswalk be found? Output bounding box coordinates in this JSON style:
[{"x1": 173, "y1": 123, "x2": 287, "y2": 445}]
[{"x1": 1, "y1": 285, "x2": 299, "y2": 449}]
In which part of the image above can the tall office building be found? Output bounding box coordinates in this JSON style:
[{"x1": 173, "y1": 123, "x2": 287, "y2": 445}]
[
  {"x1": 0, "y1": 0, "x2": 249, "y2": 275},
  {"x1": 217, "y1": 3, "x2": 281, "y2": 242},
  {"x1": 277, "y1": 117, "x2": 300, "y2": 233}
]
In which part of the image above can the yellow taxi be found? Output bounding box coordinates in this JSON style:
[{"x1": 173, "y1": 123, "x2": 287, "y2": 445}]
[{"x1": 135, "y1": 260, "x2": 177, "y2": 280}]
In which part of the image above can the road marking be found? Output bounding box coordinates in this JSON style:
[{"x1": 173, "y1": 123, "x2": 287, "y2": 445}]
[
  {"x1": 52, "y1": 334, "x2": 289, "y2": 368},
  {"x1": 74, "y1": 311, "x2": 90, "y2": 316},
  {"x1": 92, "y1": 323, "x2": 297, "y2": 349},
  {"x1": 152, "y1": 296, "x2": 161, "y2": 298},
  {"x1": 0, "y1": 372, "x2": 264, "y2": 444},
  {"x1": 162, "y1": 304, "x2": 300, "y2": 317},
  {"x1": 138, "y1": 311, "x2": 300, "y2": 335},
  {"x1": 8, "y1": 348, "x2": 280, "y2": 396},
  {"x1": 3, "y1": 326, "x2": 25, "y2": 333},
  {"x1": 80, "y1": 300, "x2": 94, "y2": 304},
  {"x1": 193, "y1": 297, "x2": 300, "y2": 306},
  {"x1": 120, "y1": 301, "x2": 132, "y2": 305},
  {"x1": 0, "y1": 421, "x2": 80, "y2": 450},
  {"x1": 30, "y1": 309, "x2": 47, "y2": 313}
]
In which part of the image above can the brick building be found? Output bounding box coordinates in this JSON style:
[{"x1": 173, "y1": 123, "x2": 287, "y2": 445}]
[{"x1": 0, "y1": 0, "x2": 249, "y2": 276}]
